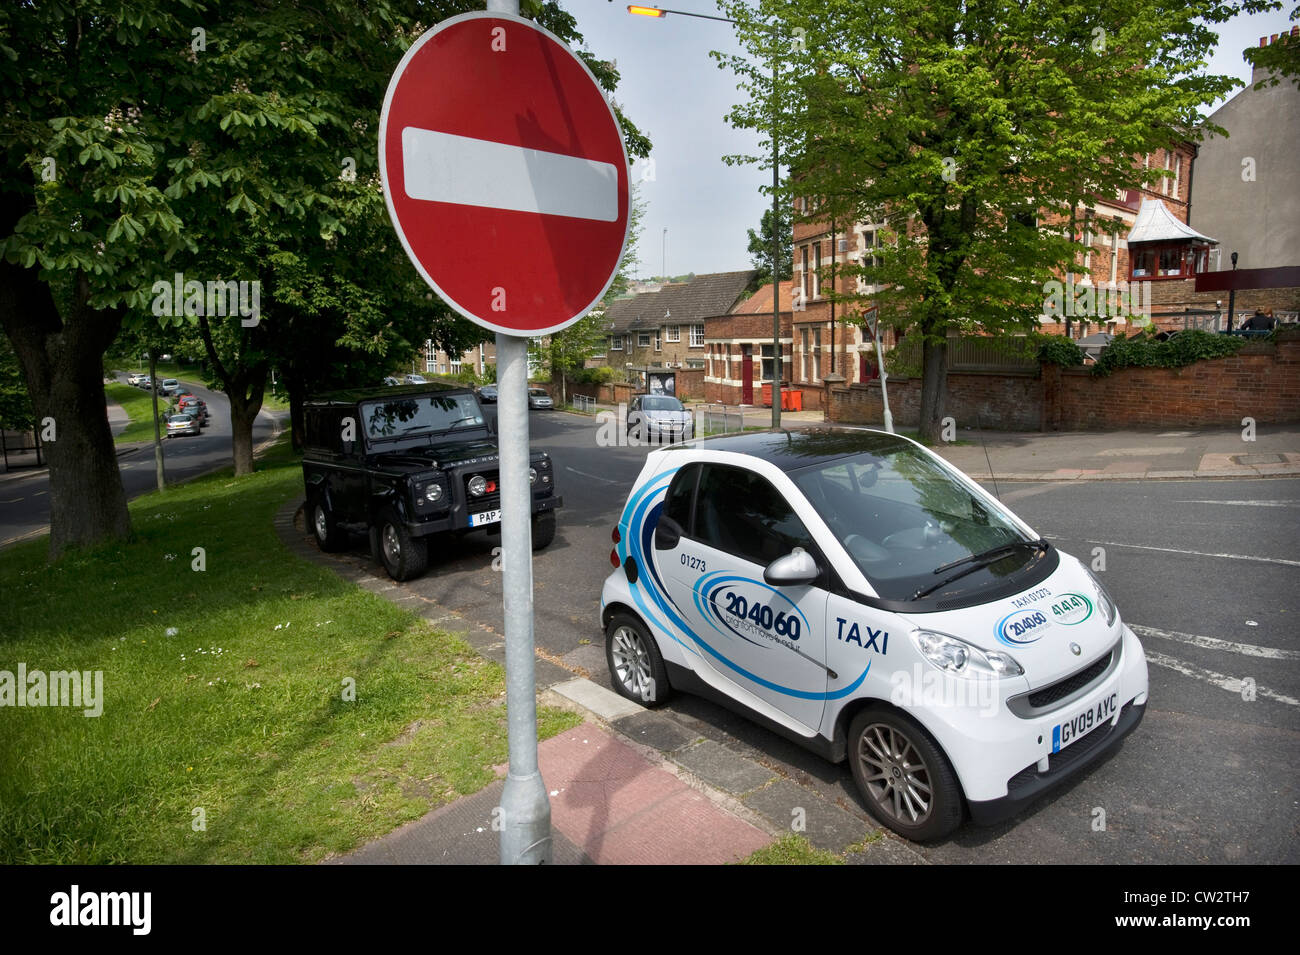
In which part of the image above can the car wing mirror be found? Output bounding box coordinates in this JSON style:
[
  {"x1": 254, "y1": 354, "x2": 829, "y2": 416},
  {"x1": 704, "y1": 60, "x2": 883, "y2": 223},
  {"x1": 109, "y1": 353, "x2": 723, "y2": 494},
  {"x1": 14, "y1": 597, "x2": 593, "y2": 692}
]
[
  {"x1": 764, "y1": 547, "x2": 820, "y2": 587},
  {"x1": 654, "y1": 515, "x2": 683, "y2": 550}
]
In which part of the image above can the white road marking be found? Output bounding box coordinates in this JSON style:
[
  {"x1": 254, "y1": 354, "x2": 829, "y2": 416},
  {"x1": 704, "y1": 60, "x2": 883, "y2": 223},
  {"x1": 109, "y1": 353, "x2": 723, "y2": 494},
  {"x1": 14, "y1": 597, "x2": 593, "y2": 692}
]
[
  {"x1": 1131, "y1": 624, "x2": 1300, "y2": 660},
  {"x1": 402, "y1": 127, "x2": 619, "y2": 221},
  {"x1": 1144, "y1": 650, "x2": 1299, "y2": 707},
  {"x1": 565, "y1": 466, "x2": 619, "y2": 485},
  {"x1": 1176, "y1": 500, "x2": 1298, "y2": 507},
  {"x1": 1049, "y1": 536, "x2": 1300, "y2": 568}
]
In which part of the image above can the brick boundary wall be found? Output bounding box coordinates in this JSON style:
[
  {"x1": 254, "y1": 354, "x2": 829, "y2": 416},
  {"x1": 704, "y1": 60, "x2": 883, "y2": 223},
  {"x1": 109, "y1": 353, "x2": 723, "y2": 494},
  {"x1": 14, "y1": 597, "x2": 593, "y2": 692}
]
[{"x1": 826, "y1": 330, "x2": 1300, "y2": 430}]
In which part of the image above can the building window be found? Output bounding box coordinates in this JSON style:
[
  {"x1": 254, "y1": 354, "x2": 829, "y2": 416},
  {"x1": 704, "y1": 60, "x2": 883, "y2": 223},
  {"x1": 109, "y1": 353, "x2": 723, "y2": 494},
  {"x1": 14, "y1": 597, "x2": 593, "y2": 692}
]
[
  {"x1": 813, "y1": 326, "x2": 822, "y2": 383},
  {"x1": 610, "y1": 335, "x2": 623, "y2": 351},
  {"x1": 638, "y1": 331, "x2": 651, "y2": 348},
  {"x1": 666, "y1": 325, "x2": 680, "y2": 343},
  {"x1": 800, "y1": 245, "x2": 809, "y2": 301},
  {"x1": 690, "y1": 324, "x2": 705, "y2": 347},
  {"x1": 450, "y1": 358, "x2": 462, "y2": 375},
  {"x1": 686, "y1": 359, "x2": 704, "y2": 369},
  {"x1": 654, "y1": 331, "x2": 662, "y2": 352},
  {"x1": 813, "y1": 241, "x2": 822, "y2": 299},
  {"x1": 761, "y1": 344, "x2": 778, "y2": 382},
  {"x1": 800, "y1": 328, "x2": 809, "y2": 381},
  {"x1": 1130, "y1": 243, "x2": 1210, "y2": 280}
]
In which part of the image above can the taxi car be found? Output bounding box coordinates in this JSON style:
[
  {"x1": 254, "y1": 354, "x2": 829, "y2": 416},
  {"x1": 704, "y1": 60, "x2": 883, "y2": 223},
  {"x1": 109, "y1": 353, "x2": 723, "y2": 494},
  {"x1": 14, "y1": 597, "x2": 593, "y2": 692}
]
[{"x1": 600, "y1": 428, "x2": 1148, "y2": 841}]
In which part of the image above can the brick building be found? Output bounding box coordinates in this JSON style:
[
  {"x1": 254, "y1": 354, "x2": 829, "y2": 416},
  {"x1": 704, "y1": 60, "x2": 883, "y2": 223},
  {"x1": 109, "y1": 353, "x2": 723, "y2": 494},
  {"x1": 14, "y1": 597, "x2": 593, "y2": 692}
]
[{"x1": 599, "y1": 271, "x2": 755, "y2": 386}]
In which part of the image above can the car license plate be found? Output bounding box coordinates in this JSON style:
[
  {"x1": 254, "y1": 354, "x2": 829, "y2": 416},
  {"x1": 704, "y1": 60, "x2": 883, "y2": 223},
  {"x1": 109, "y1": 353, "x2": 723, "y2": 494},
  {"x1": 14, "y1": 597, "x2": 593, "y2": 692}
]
[
  {"x1": 469, "y1": 510, "x2": 501, "y2": 528},
  {"x1": 1052, "y1": 692, "x2": 1118, "y2": 753}
]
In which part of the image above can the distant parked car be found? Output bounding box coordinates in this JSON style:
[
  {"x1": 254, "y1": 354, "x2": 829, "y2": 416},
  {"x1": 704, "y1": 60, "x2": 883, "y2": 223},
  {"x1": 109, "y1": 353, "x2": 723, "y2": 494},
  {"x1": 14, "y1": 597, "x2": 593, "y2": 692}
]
[
  {"x1": 159, "y1": 378, "x2": 180, "y2": 396},
  {"x1": 165, "y1": 413, "x2": 200, "y2": 438},
  {"x1": 178, "y1": 396, "x2": 209, "y2": 425},
  {"x1": 404, "y1": 374, "x2": 429, "y2": 385},
  {"x1": 382, "y1": 376, "x2": 401, "y2": 387},
  {"x1": 477, "y1": 384, "x2": 499, "y2": 403},
  {"x1": 527, "y1": 388, "x2": 553, "y2": 410},
  {"x1": 126, "y1": 372, "x2": 147, "y2": 386},
  {"x1": 135, "y1": 376, "x2": 153, "y2": 390},
  {"x1": 627, "y1": 394, "x2": 694, "y2": 443}
]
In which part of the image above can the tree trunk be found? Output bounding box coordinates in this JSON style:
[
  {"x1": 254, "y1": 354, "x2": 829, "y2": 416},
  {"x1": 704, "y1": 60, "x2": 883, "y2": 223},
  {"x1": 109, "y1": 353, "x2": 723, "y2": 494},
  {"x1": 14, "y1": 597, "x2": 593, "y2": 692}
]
[
  {"x1": 917, "y1": 336, "x2": 948, "y2": 445},
  {"x1": 286, "y1": 368, "x2": 305, "y2": 453},
  {"x1": 195, "y1": 312, "x2": 267, "y2": 476},
  {"x1": 0, "y1": 260, "x2": 131, "y2": 559},
  {"x1": 229, "y1": 392, "x2": 262, "y2": 475}
]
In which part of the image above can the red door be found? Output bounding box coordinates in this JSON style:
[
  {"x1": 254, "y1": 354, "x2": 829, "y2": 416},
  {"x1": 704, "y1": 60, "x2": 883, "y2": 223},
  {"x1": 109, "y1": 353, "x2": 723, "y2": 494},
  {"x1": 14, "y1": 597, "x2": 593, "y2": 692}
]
[{"x1": 741, "y1": 346, "x2": 753, "y2": 404}]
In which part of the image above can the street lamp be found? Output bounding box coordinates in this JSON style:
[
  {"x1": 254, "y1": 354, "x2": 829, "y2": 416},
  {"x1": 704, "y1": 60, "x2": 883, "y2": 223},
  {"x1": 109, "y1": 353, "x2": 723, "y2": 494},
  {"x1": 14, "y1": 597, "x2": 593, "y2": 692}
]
[
  {"x1": 1227, "y1": 251, "x2": 1239, "y2": 332},
  {"x1": 628, "y1": 4, "x2": 785, "y2": 427}
]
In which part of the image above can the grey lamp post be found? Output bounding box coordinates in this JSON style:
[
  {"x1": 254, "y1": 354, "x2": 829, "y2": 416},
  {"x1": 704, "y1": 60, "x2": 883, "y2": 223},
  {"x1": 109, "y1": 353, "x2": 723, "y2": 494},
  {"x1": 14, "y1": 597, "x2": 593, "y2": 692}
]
[{"x1": 628, "y1": 5, "x2": 785, "y2": 426}]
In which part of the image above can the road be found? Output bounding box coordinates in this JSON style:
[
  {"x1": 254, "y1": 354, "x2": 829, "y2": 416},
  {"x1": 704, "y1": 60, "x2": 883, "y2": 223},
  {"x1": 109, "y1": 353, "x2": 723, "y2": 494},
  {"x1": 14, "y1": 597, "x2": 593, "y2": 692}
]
[
  {"x1": 0, "y1": 374, "x2": 284, "y2": 547},
  {"x1": 316, "y1": 407, "x2": 1300, "y2": 862}
]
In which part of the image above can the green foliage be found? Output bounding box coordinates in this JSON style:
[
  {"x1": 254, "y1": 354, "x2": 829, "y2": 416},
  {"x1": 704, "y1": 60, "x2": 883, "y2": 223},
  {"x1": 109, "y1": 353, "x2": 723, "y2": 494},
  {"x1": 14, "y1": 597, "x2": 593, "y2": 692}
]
[
  {"x1": 0, "y1": 335, "x2": 34, "y2": 432},
  {"x1": 747, "y1": 205, "x2": 794, "y2": 286},
  {"x1": 715, "y1": 0, "x2": 1267, "y2": 432},
  {"x1": 1091, "y1": 329, "x2": 1247, "y2": 377},
  {"x1": 884, "y1": 340, "x2": 923, "y2": 379},
  {"x1": 572, "y1": 365, "x2": 618, "y2": 386},
  {"x1": 1243, "y1": 5, "x2": 1299, "y2": 88},
  {"x1": 1035, "y1": 334, "x2": 1086, "y2": 367}
]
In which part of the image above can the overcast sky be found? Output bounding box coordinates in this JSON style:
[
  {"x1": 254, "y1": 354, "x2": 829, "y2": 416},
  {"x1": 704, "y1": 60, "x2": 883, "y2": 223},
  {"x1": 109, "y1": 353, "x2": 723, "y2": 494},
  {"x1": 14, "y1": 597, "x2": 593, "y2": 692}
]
[{"x1": 568, "y1": 1, "x2": 1296, "y2": 279}]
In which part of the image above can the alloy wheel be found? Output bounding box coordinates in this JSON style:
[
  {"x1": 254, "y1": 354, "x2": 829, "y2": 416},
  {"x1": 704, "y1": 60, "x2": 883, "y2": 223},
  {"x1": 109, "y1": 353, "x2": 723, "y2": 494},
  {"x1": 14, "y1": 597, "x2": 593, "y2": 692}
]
[
  {"x1": 856, "y1": 723, "x2": 934, "y2": 826},
  {"x1": 610, "y1": 625, "x2": 652, "y2": 699}
]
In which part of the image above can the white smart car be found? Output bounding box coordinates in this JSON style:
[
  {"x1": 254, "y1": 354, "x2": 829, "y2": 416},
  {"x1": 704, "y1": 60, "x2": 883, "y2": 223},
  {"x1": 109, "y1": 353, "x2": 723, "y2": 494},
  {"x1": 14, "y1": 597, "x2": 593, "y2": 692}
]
[{"x1": 600, "y1": 428, "x2": 1148, "y2": 841}]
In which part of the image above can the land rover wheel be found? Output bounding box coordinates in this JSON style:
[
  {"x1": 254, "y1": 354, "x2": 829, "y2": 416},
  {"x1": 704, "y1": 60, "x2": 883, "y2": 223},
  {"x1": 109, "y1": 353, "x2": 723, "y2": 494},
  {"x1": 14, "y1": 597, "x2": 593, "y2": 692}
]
[
  {"x1": 377, "y1": 509, "x2": 428, "y2": 582},
  {"x1": 531, "y1": 511, "x2": 556, "y2": 550},
  {"x1": 848, "y1": 708, "x2": 964, "y2": 842},
  {"x1": 311, "y1": 499, "x2": 348, "y2": 553},
  {"x1": 605, "y1": 613, "x2": 671, "y2": 707}
]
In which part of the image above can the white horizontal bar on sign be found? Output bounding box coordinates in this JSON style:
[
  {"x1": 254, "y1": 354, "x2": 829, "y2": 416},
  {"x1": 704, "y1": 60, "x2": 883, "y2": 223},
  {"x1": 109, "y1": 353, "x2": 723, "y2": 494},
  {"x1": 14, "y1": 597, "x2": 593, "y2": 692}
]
[{"x1": 401, "y1": 127, "x2": 618, "y2": 222}]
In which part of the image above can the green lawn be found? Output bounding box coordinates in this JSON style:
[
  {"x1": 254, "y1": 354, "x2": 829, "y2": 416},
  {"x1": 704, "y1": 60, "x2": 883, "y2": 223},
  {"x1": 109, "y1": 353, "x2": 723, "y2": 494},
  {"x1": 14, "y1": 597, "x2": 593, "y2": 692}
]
[
  {"x1": 738, "y1": 833, "x2": 845, "y2": 865},
  {"x1": 0, "y1": 438, "x2": 580, "y2": 863},
  {"x1": 105, "y1": 382, "x2": 165, "y2": 445}
]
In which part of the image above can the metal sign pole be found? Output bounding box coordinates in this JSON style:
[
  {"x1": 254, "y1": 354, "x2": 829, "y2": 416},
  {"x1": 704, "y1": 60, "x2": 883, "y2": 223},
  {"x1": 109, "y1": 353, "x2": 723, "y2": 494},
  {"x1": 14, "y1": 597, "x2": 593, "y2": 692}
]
[{"x1": 495, "y1": 331, "x2": 551, "y2": 864}]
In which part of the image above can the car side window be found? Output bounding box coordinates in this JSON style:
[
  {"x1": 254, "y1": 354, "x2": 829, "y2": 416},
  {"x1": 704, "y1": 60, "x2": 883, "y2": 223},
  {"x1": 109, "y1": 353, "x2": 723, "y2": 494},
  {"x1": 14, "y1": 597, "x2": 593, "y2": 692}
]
[
  {"x1": 663, "y1": 463, "x2": 700, "y2": 535},
  {"x1": 693, "y1": 464, "x2": 813, "y2": 566}
]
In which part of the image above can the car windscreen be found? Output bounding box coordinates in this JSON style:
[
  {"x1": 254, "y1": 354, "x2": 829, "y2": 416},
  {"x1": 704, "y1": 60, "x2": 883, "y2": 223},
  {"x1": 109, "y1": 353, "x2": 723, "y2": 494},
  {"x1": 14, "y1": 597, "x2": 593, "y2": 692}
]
[
  {"x1": 360, "y1": 394, "x2": 484, "y2": 440},
  {"x1": 641, "y1": 396, "x2": 684, "y2": 412},
  {"x1": 789, "y1": 448, "x2": 1037, "y2": 601}
]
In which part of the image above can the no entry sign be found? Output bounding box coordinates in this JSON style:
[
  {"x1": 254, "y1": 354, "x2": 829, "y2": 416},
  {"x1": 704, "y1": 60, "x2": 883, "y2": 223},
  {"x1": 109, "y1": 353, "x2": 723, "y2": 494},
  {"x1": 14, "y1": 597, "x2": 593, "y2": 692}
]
[{"x1": 379, "y1": 12, "x2": 631, "y2": 336}]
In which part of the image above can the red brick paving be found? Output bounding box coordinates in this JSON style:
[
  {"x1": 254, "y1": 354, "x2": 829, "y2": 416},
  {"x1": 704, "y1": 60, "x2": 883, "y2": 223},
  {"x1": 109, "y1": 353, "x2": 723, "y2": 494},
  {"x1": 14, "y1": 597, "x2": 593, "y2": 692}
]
[{"x1": 538, "y1": 723, "x2": 772, "y2": 864}]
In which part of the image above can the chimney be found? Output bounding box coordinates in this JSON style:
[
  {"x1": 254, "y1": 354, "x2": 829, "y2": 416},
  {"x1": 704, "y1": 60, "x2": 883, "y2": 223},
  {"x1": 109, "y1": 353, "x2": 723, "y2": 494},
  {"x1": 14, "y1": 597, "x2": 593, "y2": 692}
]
[{"x1": 1253, "y1": 27, "x2": 1300, "y2": 86}]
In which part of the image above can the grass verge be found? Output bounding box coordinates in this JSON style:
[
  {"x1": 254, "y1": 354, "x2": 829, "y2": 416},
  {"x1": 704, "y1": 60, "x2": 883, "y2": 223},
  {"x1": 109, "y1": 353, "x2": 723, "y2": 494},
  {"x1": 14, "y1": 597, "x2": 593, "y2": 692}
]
[
  {"x1": 0, "y1": 437, "x2": 580, "y2": 863},
  {"x1": 105, "y1": 382, "x2": 165, "y2": 445}
]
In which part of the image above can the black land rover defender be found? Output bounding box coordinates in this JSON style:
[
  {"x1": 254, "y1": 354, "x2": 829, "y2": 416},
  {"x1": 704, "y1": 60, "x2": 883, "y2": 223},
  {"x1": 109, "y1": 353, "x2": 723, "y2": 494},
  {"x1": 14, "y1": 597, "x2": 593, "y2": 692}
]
[{"x1": 301, "y1": 383, "x2": 561, "y2": 581}]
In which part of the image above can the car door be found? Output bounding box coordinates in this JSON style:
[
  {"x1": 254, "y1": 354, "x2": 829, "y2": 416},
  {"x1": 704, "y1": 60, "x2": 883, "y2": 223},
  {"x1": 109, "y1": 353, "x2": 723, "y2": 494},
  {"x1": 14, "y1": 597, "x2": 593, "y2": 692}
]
[{"x1": 655, "y1": 462, "x2": 829, "y2": 732}]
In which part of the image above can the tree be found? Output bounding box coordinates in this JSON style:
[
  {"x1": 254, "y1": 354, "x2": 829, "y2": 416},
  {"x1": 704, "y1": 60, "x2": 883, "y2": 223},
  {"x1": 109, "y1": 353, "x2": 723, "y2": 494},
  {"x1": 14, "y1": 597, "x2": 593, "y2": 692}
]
[
  {"x1": 746, "y1": 205, "x2": 793, "y2": 287},
  {"x1": 717, "y1": 0, "x2": 1271, "y2": 442},
  {"x1": 0, "y1": 1, "x2": 649, "y2": 553}
]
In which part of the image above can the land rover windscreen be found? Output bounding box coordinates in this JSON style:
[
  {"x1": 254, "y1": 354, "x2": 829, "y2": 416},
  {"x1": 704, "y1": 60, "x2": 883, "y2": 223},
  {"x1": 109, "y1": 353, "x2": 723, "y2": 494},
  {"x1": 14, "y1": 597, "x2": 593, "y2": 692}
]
[{"x1": 360, "y1": 392, "x2": 486, "y2": 445}]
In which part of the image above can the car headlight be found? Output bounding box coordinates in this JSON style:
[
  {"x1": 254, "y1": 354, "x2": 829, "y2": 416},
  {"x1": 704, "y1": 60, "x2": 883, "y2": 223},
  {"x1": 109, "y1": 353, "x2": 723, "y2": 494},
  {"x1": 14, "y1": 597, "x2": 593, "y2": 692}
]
[
  {"x1": 528, "y1": 467, "x2": 537, "y2": 485},
  {"x1": 1085, "y1": 567, "x2": 1118, "y2": 627},
  {"x1": 911, "y1": 629, "x2": 1024, "y2": 679},
  {"x1": 423, "y1": 483, "x2": 444, "y2": 503},
  {"x1": 467, "y1": 474, "x2": 486, "y2": 497}
]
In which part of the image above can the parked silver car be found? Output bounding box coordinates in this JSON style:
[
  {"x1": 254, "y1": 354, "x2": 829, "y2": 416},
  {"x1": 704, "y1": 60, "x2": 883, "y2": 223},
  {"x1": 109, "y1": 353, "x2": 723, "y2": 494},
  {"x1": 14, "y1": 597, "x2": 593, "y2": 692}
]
[
  {"x1": 627, "y1": 394, "x2": 693, "y2": 443},
  {"x1": 527, "y1": 388, "x2": 554, "y2": 410}
]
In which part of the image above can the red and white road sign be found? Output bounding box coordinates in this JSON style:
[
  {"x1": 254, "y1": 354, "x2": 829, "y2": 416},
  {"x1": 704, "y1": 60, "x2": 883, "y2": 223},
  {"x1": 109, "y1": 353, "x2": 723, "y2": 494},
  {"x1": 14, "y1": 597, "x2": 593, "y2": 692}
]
[{"x1": 379, "y1": 12, "x2": 631, "y2": 337}]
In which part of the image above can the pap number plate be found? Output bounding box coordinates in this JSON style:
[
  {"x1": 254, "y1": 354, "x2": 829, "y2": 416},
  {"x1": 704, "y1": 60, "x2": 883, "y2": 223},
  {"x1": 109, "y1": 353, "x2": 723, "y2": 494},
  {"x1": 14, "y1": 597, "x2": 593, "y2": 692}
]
[
  {"x1": 1052, "y1": 692, "x2": 1118, "y2": 753},
  {"x1": 469, "y1": 510, "x2": 501, "y2": 527}
]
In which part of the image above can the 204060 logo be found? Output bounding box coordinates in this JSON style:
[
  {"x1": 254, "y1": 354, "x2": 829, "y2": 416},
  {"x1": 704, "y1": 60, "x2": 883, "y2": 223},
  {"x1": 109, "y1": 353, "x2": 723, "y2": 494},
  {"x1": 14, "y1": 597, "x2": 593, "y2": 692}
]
[{"x1": 721, "y1": 592, "x2": 802, "y2": 640}]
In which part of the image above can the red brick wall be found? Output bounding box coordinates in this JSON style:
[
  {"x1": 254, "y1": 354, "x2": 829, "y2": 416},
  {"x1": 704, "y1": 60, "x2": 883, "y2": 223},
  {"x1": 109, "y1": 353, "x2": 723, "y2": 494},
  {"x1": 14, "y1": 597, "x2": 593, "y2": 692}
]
[{"x1": 826, "y1": 332, "x2": 1300, "y2": 429}]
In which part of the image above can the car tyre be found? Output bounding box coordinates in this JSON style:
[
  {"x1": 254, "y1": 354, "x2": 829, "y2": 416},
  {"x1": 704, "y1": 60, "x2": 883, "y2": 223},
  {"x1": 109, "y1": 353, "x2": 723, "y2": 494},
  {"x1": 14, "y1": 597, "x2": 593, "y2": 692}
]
[
  {"x1": 605, "y1": 612, "x2": 671, "y2": 707},
  {"x1": 847, "y1": 707, "x2": 964, "y2": 842},
  {"x1": 311, "y1": 499, "x2": 349, "y2": 553},
  {"x1": 531, "y1": 511, "x2": 556, "y2": 550},
  {"x1": 377, "y1": 508, "x2": 428, "y2": 581}
]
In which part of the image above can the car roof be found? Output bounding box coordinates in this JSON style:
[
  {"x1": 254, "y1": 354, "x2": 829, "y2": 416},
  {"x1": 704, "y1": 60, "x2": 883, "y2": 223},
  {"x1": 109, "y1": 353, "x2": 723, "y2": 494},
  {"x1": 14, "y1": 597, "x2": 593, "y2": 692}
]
[
  {"x1": 304, "y1": 381, "x2": 469, "y2": 407},
  {"x1": 666, "y1": 426, "x2": 916, "y2": 473}
]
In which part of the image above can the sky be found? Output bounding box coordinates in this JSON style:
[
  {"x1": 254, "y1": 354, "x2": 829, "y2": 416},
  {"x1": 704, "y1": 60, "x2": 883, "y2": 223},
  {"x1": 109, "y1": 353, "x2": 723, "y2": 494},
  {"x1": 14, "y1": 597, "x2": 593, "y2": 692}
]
[{"x1": 566, "y1": 1, "x2": 1297, "y2": 279}]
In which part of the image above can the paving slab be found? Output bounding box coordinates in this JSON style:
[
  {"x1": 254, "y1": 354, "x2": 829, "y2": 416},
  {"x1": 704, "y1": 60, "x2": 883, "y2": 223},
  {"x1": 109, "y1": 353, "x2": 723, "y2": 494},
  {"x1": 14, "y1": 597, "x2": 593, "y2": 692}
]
[
  {"x1": 672, "y1": 738, "x2": 777, "y2": 796},
  {"x1": 743, "y1": 778, "x2": 874, "y2": 852},
  {"x1": 845, "y1": 835, "x2": 930, "y2": 865},
  {"x1": 552, "y1": 677, "x2": 646, "y2": 722},
  {"x1": 614, "y1": 709, "x2": 702, "y2": 754}
]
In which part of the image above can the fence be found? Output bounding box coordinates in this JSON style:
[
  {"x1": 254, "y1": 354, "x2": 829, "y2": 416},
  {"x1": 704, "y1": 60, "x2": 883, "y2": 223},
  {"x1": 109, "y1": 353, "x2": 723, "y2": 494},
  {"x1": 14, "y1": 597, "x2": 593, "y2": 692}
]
[
  {"x1": 571, "y1": 394, "x2": 595, "y2": 413},
  {"x1": 699, "y1": 404, "x2": 744, "y2": 435}
]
